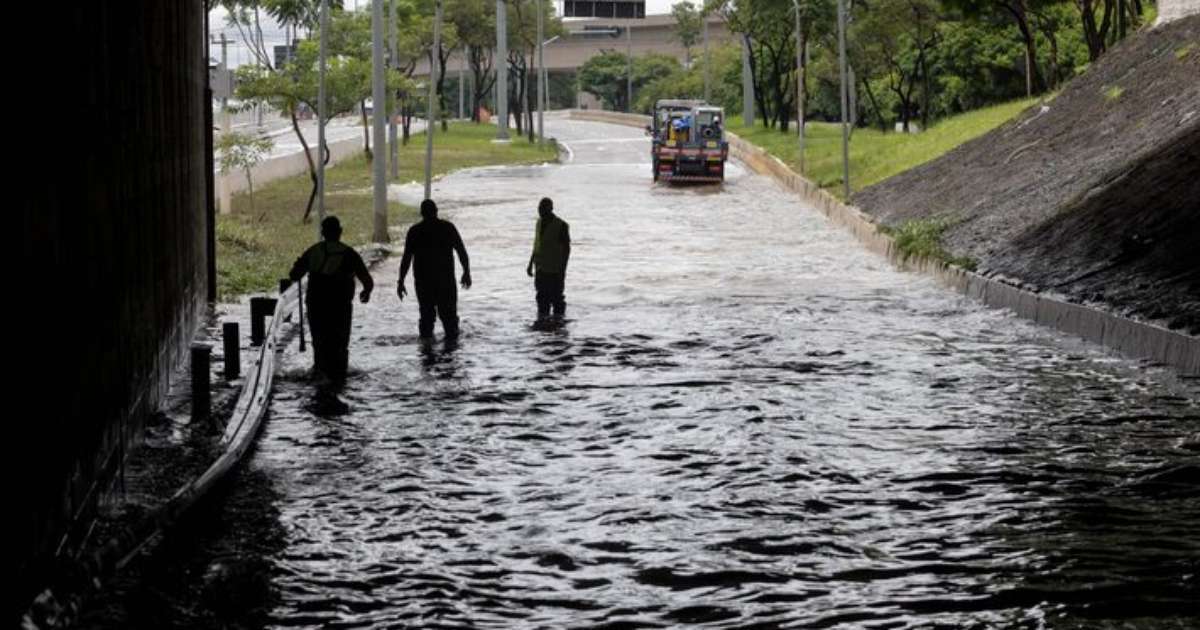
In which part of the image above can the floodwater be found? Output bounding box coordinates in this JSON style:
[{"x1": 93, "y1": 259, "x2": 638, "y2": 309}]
[{"x1": 124, "y1": 117, "x2": 1200, "y2": 628}]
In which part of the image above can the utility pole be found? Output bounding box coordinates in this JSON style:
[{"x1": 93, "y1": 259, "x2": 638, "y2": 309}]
[
  {"x1": 495, "y1": 0, "x2": 510, "y2": 141},
  {"x1": 318, "y1": 0, "x2": 329, "y2": 230},
  {"x1": 742, "y1": 36, "x2": 754, "y2": 126},
  {"x1": 372, "y1": 0, "x2": 389, "y2": 242},
  {"x1": 537, "y1": 1, "x2": 545, "y2": 140},
  {"x1": 837, "y1": 0, "x2": 850, "y2": 198},
  {"x1": 389, "y1": 0, "x2": 399, "y2": 180},
  {"x1": 459, "y1": 46, "x2": 466, "y2": 120},
  {"x1": 425, "y1": 0, "x2": 442, "y2": 199},
  {"x1": 626, "y1": 21, "x2": 633, "y2": 113},
  {"x1": 217, "y1": 33, "x2": 232, "y2": 215},
  {"x1": 792, "y1": 0, "x2": 804, "y2": 173},
  {"x1": 703, "y1": 13, "x2": 710, "y2": 102}
]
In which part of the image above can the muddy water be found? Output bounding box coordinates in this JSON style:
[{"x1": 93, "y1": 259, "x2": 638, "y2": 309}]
[{"x1": 218, "y1": 117, "x2": 1196, "y2": 628}]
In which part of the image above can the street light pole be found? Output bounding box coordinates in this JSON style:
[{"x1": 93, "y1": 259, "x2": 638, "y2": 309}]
[
  {"x1": 372, "y1": 0, "x2": 389, "y2": 242},
  {"x1": 424, "y1": 0, "x2": 442, "y2": 199},
  {"x1": 495, "y1": 0, "x2": 510, "y2": 141},
  {"x1": 389, "y1": 0, "x2": 399, "y2": 180},
  {"x1": 792, "y1": 0, "x2": 805, "y2": 174},
  {"x1": 742, "y1": 36, "x2": 754, "y2": 126},
  {"x1": 217, "y1": 33, "x2": 232, "y2": 215},
  {"x1": 837, "y1": 0, "x2": 850, "y2": 198},
  {"x1": 537, "y1": 0, "x2": 544, "y2": 141},
  {"x1": 703, "y1": 12, "x2": 710, "y2": 102},
  {"x1": 626, "y1": 21, "x2": 633, "y2": 113},
  {"x1": 318, "y1": 0, "x2": 328, "y2": 231}
]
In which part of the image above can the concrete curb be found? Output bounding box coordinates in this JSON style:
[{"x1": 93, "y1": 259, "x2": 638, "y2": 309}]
[{"x1": 566, "y1": 109, "x2": 1199, "y2": 375}]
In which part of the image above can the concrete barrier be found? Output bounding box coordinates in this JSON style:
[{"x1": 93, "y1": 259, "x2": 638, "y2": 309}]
[
  {"x1": 219, "y1": 135, "x2": 362, "y2": 196},
  {"x1": 566, "y1": 109, "x2": 1200, "y2": 375}
]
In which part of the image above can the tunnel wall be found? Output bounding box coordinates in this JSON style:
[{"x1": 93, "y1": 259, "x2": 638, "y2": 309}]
[
  {"x1": 13, "y1": 1, "x2": 210, "y2": 605},
  {"x1": 565, "y1": 110, "x2": 1200, "y2": 375}
]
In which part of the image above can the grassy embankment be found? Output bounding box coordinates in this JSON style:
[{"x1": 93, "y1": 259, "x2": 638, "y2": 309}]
[
  {"x1": 217, "y1": 122, "x2": 556, "y2": 300},
  {"x1": 729, "y1": 97, "x2": 1041, "y2": 266}
]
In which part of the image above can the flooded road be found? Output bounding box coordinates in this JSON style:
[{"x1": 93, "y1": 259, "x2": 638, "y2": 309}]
[{"x1": 213, "y1": 118, "x2": 1197, "y2": 628}]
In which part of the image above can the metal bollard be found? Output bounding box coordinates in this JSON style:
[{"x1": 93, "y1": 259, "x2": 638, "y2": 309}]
[
  {"x1": 249, "y1": 296, "x2": 278, "y2": 346},
  {"x1": 222, "y1": 322, "x2": 240, "y2": 379},
  {"x1": 191, "y1": 343, "x2": 212, "y2": 423}
]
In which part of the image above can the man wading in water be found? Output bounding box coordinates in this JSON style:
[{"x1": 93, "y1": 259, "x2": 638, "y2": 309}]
[
  {"x1": 289, "y1": 216, "x2": 374, "y2": 381},
  {"x1": 398, "y1": 199, "x2": 472, "y2": 339},
  {"x1": 527, "y1": 197, "x2": 571, "y2": 327}
]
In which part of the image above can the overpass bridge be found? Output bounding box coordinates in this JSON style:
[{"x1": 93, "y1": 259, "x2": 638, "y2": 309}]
[{"x1": 413, "y1": 14, "x2": 734, "y2": 108}]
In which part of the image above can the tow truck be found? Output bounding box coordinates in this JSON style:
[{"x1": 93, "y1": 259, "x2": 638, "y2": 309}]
[{"x1": 646, "y1": 99, "x2": 729, "y2": 183}]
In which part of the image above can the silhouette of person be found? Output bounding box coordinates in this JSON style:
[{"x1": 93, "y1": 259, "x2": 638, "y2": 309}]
[
  {"x1": 526, "y1": 197, "x2": 571, "y2": 322},
  {"x1": 398, "y1": 199, "x2": 472, "y2": 339},
  {"x1": 289, "y1": 216, "x2": 374, "y2": 380}
]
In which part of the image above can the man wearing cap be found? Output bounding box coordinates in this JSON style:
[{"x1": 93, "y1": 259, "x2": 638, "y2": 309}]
[
  {"x1": 526, "y1": 197, "x2": 571, "y2": 323},
  {"x1": 289, "y1": 216, "x2": 374, "y2": 380},
  {"x1": 398, "y1": 199, "x2": 472, "y2": 339}
]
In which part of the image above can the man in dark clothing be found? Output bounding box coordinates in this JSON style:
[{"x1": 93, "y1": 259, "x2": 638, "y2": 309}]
[
  {"x1": 526, "y1": 197, "x2": 571, "y2": 321},
  {"x1": 398, "y1": 199, "x2": 472, "y2": 339},
  {"x1": 289, "y1": 216, "x2": 374, "y2": 380}
]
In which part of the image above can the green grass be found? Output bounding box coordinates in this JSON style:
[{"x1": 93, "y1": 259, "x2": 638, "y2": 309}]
[
  {"x1": 728, "y1": 97, "x2": 1041, "y2": 200},
  {"x1": 882, "y1": 219, "x2": 977, "y2": 270},
  {"x1": 1104, "y1": 85, "x2": 1124, "y2": 101},
  {"x1": 217, "y1": 122, "x2": 556, "y2": 300},
  {"x1": 1176, "y1": 43, "x2": 1194, "y2": 60}
]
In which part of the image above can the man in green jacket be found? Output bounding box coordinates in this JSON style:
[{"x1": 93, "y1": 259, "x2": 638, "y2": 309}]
[
  {"x1": 289, "y1": 216, "x2": 374, "y2": 380},
  {"x1": 526, "y1": 197, "x2": 571, "y2": 322}
]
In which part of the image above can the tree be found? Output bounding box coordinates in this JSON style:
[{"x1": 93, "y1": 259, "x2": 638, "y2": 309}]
[
  {"x1": 236, "y1": 26, "x2": 408, "y2": 221},
  {"x1": 852, "y1": 0, "x2": 941, "y2": 131},
  {"x1": 217, "y1": 132, "x2": 275, "y2": 218},
  {"x1": 713, "y1": 0, "x2": 799, "y2": 131},
  {"x1": 671, "y1": 1, "x2": 703, "y2": 65},
  {"x1": 446, "y1": 0, "x2": 497, "y2": 121},
  {"x1": 579, "y1": 52, "x2": 682, "y2": 112}
]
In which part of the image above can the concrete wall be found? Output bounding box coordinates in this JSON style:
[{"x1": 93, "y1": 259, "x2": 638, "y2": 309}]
[
  {"x1": 220, "y1": 136, "x2": 361, "y2": 196},
  {"x1": 567, "y1": 110, "x2": 1200, "y2": 375},
  {"x1": 13, "y1": 2, "x2": 210, "y2": 605},
  {"x1": 1157, "y1": 0, "x2": 1200, "y2": 24}
]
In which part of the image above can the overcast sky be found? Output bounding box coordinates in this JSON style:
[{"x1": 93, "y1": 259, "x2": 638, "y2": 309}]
[{"x1": 209, "y1": 0, "x2": 690, "y2": 67}]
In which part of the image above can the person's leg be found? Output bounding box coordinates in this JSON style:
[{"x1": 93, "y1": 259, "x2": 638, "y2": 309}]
[
  {"x1": 550, "y1": 273, "x2": 566, "y2": 318},
  {"x1": 329, "y1": 299, "x2": 352, "y2": 379},
  {"x1": 439, "y1": 277, "x2": 460, "y2": 338},
  {"x1": 416, "y1": 281, "x2": 436, "y2": 338},
  {"x1": 307, "y1": 300, "x2": 329, "y2": 374},
  {"x1": 534, "y1": 272, "x2": 551, "y2": 319}
]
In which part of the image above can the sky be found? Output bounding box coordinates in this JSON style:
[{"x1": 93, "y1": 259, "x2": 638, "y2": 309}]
[{"x1": 209, "y1": 0, "x2": 689, "y2": 68}]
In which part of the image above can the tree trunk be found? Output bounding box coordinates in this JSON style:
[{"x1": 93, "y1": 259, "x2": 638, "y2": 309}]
[
  {"x1": 291, "y1": 108, "x2": 319, "y2": 223},
  {"x1": 360, "y1": 100, "x2": 372, "y2": 158},
  {"x1": 1004, "y1": 0, "x2": 1044, "y2": 93},
  {"x1": 861, "y1": 75, "x2": 887, "y2": 131},
  {"x1": 402, "y1": 103, "x2": 412, "y2": 145}
]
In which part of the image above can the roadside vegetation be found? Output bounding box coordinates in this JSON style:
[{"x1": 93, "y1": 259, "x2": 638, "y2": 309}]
[
  {"x1": 728, "y1": 97, "x2": 1040, "y2": 198},
  {"x1": 216, "y1": 123, "x2": 556, "y2": 300}
]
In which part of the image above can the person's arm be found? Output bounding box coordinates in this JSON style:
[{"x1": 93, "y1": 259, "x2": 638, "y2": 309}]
[
  {"x1": 452, "y1": 225, "x2": 471, "y2": 289},
  {"x1": 353, "y1": 252, "x2": 374, "y2": 303},
  {"x1": 561, "y1": 223, "x2": 571, "y2": 275},
  {"x1": 289, "y1": 248, "x2": 310, "y2": 283},
  {"x1": 527, "y1": 221, "x2": 538, "y2": 277},
  {"x1": 397, "y1": 231, "x2": 414, "y2": 300}
]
